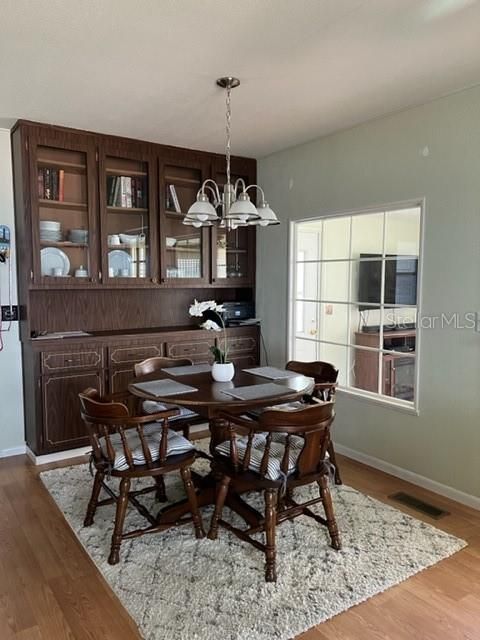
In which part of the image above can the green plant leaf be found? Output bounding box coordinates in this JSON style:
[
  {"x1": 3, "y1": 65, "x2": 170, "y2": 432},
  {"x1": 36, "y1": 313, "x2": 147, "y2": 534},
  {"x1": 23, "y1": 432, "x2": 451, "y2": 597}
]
[{"x1": 209, "y1": 345, "x2": 225, "y2": 363}]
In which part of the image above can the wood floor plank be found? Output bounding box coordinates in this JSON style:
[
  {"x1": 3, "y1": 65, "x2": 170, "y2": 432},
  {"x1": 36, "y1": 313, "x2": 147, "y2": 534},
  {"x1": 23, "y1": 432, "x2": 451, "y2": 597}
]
[
  {"x1": 48, "y1": 575, "x2": 139, "y2": 640},
  {"x1": 0, "y1": 449, "x2": 479, "y2": 640},
  {"x1": 22, "y1": 582, "x2": 76, "y2": 640},
  {"x1": 14, "y1": 627, "x2": 44, "y2": 640}
]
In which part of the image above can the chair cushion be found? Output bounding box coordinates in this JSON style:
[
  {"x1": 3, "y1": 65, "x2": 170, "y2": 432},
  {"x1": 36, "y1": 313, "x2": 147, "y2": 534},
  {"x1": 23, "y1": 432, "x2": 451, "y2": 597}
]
[
  {"x1": 99, "y1": 422, "x2": 194, "y2": 471},
  {"x1": 142, "y1": 400, "x2": 198, "y2": 421},
  {"x1": 215, "y1": 432, "x2": 305, "y2": 481}
]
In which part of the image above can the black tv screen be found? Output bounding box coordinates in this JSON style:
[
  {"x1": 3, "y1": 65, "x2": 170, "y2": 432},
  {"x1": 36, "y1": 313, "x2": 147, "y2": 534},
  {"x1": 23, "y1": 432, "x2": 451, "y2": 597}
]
[{"x1": 358, "y1": 253, "x2": 418, "y2": 310}]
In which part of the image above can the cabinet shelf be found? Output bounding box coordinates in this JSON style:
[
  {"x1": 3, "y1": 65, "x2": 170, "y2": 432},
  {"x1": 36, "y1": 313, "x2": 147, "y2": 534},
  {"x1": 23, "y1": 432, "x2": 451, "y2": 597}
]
[
  {"x1": 39, "y1": 199, "x2": 87, "y2": 210},
  {"x1": 108, "y1": 244, "x2": 149, "y2": 249},
  {"x1": 166, "y1": 246, "x2": 200, "y2": 254},
  {"x1": 165, "y1": 176, "x2": 201, "y2": 186},
  {"x1": 106, "y1": 168, "x2": 147, "y2": 177},
  {"x1": 37, "y1": 159, "x2": 86, "y2": 173},
  {"x1": 40, "y1": 241, "x2": 88, "y2": 248},
  {"x1": 107, "y1": 206, "x2": 149, "y2": 213}
]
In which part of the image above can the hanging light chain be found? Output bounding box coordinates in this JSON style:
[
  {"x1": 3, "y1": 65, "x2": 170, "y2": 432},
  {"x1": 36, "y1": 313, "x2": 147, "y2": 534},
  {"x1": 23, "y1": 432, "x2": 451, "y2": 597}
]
[{"x1": 225, "y1": 82, "x2": 232, "y2": 187}]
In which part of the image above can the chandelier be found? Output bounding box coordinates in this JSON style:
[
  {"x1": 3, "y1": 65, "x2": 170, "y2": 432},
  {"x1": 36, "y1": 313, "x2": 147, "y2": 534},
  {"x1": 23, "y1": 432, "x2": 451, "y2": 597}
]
[{"x1": 183, "y1": 77, "x2": 279, "y2": 230}]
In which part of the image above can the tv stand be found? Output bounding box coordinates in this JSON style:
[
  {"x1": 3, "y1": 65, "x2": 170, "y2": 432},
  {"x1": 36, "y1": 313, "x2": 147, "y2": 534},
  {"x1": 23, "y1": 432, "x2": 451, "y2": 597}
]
[{"x1": 355, "y1": 329, "x2": 416, "y2": 401}]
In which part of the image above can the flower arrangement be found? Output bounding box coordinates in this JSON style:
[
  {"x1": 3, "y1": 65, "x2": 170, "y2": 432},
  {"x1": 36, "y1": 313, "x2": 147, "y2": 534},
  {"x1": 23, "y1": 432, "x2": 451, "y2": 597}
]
[{"x1": 189, "y1": 299, "x2": 229, "y2": 364}]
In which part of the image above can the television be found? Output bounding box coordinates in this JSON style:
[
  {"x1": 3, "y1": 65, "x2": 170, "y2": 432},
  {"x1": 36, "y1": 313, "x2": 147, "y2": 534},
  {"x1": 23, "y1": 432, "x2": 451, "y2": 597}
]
[{"x1": 358, "y1": 253, "x2": 418, "y2": 310}]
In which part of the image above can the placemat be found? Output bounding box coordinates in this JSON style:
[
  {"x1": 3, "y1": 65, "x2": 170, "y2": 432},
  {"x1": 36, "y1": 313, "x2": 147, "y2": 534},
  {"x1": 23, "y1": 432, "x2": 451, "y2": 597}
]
[
  {"x1": 221, "y1": 382, "x2": 295, "y2": 401},
  {"x1": 243, "y1": 366, "x2": 300, "y2": 380},
  {"x1": 132, "y1": 379, "x2": 198, "y2": 397},
  {"x1": 162, "y1": 364, "x2": 212, "y2": 376}
]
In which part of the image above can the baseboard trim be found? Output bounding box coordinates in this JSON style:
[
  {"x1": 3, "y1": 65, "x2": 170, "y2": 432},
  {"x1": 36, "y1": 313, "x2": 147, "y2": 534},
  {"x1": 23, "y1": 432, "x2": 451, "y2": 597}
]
[
  {"x1": 0, "y1": 444, "x2": 27, "y2": 459},
  {"x1": 26, "y1": 445, "x2": 91, "y2": 466},
  {"x1": 335, "y1": 443, "x2": 480, "y2": 511}
]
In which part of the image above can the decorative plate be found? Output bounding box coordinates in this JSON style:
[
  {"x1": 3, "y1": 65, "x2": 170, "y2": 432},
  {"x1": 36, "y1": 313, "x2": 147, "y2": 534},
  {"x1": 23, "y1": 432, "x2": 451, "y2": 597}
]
[
  {"x1": 40, "y1": 247, "x2": 70, "y2": 276},
  {"x1": 108, "y1": 249, "x2": 132, "y2": 275}
]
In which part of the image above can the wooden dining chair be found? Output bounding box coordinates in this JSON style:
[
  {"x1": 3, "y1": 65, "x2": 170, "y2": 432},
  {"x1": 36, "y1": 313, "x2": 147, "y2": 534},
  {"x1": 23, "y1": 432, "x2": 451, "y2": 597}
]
[
  {"x1": 285, "y1": 360, "x2": 342, "y2": 484},
  {"x1": 134, "y1": 357, "x2": 204, "y2": 440},
  {"x1": 79, "y1": 388, "x2": 205, "y2": 565},
  {"x1": 207, "y1": 402, "x2": 341, "y2": 582}
]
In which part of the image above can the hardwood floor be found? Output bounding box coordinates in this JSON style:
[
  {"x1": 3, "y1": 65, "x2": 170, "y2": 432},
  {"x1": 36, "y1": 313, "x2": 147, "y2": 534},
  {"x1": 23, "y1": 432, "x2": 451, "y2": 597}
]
[{"x1": 1, "y1": 447, "x2": 479, "y2": 639}]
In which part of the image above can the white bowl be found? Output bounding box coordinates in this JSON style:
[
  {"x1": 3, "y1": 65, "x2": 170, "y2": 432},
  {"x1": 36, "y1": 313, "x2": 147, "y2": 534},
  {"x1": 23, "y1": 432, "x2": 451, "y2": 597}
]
[
  {"x1": 166, "y1": 237, "x2": 176, "y2": 247},
  {"x1": 119, "y1": 233, "x2": 139, "y2": 245}
]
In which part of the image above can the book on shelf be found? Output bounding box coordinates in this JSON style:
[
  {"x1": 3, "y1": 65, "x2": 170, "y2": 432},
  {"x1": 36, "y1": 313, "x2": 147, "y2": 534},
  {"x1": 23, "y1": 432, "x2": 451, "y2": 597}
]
[
  {"x1": 169, "y1": 184, "x2": 181, "y2": 213},
  {"x1": 120, "y1": 177, "x2": 130, "y2": 208},
  {"x1": 37, "y1": 170, "x2": 44, "y2": 199},
  {"x1": 58, "y1": 169, "x2": 65, "y2": 201},
  {"x1": 38, "y1": 167, "x2": 64, "y2": 201},
  {"x1": 107, "y1": 175, "x2": 146, "y2": 208},
  {"x1": 51, "y1": 169, "x2": 58, "y2": 201},
  {"x1": 44, "y1": 168, "x2": 51, "y2": 199}
]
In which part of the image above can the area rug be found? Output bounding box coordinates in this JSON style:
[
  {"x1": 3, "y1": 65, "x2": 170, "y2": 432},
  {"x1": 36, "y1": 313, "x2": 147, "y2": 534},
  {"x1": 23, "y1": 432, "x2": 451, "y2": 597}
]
[{"x1": 40, "y1": 454, "x2": 466, "y2": 640}]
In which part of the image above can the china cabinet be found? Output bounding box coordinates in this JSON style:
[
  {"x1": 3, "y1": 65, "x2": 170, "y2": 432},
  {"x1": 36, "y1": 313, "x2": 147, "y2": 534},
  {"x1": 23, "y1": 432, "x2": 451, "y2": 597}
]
[{"x1": 12, "y1": 120, "x2": 259, "y2": 456}]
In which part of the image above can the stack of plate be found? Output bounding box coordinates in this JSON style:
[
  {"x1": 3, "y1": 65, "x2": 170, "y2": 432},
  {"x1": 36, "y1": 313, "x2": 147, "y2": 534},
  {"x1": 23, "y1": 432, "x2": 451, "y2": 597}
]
[
  {"x1": 40, "y1": 220, "x2": 62, "y2": 242},
  {"x1": 69, "y1": 229, "x2": 88, "y2": 244}
]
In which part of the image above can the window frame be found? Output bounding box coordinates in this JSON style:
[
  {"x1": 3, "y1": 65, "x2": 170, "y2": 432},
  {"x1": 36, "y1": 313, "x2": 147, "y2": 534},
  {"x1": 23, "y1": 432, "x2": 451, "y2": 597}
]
[{"x1": 287, "y1": 198, "x2": 425, "y2": 414}]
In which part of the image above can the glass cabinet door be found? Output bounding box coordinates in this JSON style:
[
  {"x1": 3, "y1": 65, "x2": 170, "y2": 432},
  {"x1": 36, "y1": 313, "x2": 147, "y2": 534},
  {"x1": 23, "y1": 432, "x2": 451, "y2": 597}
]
[
  {"x1": 211, "y1": 165, "x2": 256, "y2": 286},
  {"x1": 160, "y1": 159, "x2": 209, "y2": 284},
  {"x1": 100, "y1": 148, "x2": 156, "y2": 284},
  {"x1": 214, "y1": 226, "x2": 253, "y2": 283},
  {"x1": 32, "y1": 137, "x2": 97, "y2": 285}
]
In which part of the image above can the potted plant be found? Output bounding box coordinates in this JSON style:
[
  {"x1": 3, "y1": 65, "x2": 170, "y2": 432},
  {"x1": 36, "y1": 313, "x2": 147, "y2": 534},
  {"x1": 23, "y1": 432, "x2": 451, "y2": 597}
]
[{"x1": 189, "y1": 299, "x2": 234, "y2": 382}]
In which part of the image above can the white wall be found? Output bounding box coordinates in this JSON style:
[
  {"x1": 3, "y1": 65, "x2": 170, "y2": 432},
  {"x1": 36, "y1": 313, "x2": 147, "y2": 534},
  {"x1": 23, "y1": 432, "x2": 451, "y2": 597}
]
[
  {"x1": 0, "y1": 128, "x2": 25, "y2": 455},
  {"x1": 257, "y1": 85, "x2": 480, "y2": 500}
]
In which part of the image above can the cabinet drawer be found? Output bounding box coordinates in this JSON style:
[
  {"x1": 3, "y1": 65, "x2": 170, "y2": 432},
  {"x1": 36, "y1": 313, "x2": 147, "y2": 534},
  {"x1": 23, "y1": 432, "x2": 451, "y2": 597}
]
[
  {"x1": 109, "y1": 344, "x2": 163, "y2": 365},
  {"x1": 220, "y1": 336, "x2": 257, "y2": 354},
  {"x1": 41, "y1": 349, "x2": 103, "y2": 373},
  {"x1": 166, "y1": 339, "x2": 215, "y2": 362}
]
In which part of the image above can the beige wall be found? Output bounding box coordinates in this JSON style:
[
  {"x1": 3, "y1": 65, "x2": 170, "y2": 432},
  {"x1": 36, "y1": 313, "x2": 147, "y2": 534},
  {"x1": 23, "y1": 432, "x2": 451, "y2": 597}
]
[{"x1": 257, "y1": 86, "x2": 480, "y2": 499}]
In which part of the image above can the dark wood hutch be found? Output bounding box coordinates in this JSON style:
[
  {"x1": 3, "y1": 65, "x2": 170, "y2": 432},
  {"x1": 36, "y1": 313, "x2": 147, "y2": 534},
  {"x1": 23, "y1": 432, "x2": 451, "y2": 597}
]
[{"x1": 11, "y1": 120, "x2": 260, "y2": 456}]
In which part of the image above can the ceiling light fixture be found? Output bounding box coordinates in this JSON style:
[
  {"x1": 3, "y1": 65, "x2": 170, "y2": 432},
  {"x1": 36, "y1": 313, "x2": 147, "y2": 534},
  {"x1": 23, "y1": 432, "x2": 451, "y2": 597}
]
[{"x1": 183, "y1": 77, "x2": 279, "y2": 230}]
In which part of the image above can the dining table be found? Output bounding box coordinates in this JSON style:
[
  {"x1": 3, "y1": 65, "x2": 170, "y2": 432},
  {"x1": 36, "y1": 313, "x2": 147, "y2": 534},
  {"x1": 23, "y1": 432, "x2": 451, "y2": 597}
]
[{"x1": 129, "y1": 366, "x2": 314, "y2": 528}]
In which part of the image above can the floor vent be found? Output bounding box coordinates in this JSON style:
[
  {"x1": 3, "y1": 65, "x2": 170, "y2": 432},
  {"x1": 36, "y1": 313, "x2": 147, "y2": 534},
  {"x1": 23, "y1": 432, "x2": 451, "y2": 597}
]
[{"x1": 389, "y1": 492, "x2": 450, "y2": 519}]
